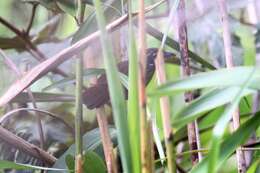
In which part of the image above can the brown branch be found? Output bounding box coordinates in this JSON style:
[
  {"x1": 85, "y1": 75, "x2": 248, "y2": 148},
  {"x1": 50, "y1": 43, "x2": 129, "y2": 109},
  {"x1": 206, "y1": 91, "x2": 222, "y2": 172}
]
[
  {"x1": 26, "y1": 3, "x2": 38, "y2": 35},
  {"x1": 176, "y1": 0, "x2": 201, "y2": 165},
  {"x1": 0, "y1": 16, "x2": 67, "y2": 77},
  {"x1": 0, "y1": 126, "x2": 56, "y2": 165},
  {"x1": 97, "y1": 107, "x2": 118, "y2": 173}
]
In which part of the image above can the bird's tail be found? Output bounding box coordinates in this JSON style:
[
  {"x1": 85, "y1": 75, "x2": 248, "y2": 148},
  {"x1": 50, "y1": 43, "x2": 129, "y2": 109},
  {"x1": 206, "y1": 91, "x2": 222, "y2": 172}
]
[{"x1": 82, "y1": 85, "x2": 109, "y2": 109}]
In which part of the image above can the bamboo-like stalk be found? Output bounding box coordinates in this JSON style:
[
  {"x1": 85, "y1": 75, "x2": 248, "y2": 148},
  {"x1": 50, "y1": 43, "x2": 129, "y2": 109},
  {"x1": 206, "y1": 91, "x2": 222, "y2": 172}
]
[
  {"x1": 75, "y1": 1, "x2": 85, "y2": 173},
  {"x1": 217, "y1": 1, "x2": 247, "y2": 172},
  {"x1": 138, "y1": 0, "x2": 154, "y2": 173},
  {"x1": 176, "y1": 0, "x2": 201, "y2": 165},
  {"x1": 155, "y1": 48, "x2": 176, "y2": 173}
]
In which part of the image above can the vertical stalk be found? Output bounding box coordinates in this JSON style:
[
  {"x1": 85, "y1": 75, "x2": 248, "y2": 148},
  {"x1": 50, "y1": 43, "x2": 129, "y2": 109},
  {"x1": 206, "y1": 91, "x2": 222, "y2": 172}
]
[
  {"x1": 155, "y1": 49, "x2": 176, "y2": 173},
  {"x1": 217, "y1": 0, "x2": 246, "y2": 172},
  {"x1": 127, "y1": 0, "x2": 141, "y2": 173},
  {"x1": 138, "y1": 0, "x2": 154, "y2": 173},
  {"x1": 75, "y1": 54, "x2": 83, "y2": 173},
  {"x1": 176, "y1": 0, "x2": 201, "y2": 165},
  {"x1": 97, "y1": 107, "x2": 118, "y2": 173},
  {"x1": 75, "y1": 1, "x2": 85, "y2": 173},
  {"x1": 93, "y1": 0, "x2": 132, "y2": 172}
]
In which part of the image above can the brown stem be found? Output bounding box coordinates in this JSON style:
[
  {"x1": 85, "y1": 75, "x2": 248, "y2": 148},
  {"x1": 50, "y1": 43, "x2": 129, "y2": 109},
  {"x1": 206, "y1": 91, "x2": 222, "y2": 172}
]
[
  {"x1": 155, "y1": 49, "x2": 176, "y2": 172},
  {"x1": 26, "y1": 3, "x2": 38, "y2": 35},
  {"x1": 97, "y1": 107, "x2": 118, "y2": 173},
  {"x1": 176, "y1": 0, "x2": 201, "y2": 165},
  {"x1": 217, "y1": 0, "x2": 247, "y2": 172},
  {"x1": 138, "y1": 0, "x2": 154, "y2": 172}
]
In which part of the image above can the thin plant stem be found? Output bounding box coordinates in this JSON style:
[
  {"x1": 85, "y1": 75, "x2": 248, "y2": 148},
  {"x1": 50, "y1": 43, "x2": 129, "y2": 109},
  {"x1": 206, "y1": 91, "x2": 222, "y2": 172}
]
[
  {"x1": 97, "y1": 107, "x2": 118, "y2": 173},
  {"x1": 217, "y1": 0, "x2": 247, "y2": 172},
  {"x1": 155, "y1": 48, "x2": 176, "y2": 173},
  {"x1": 138, "y1": 0, "x2": 154, "y2": 172},
  {"x1": 176, "y1": 0, "x2": 201, "y2": 165},
  {"x1": 26, "y1": 3, "x2": 38, "y2": 35},
  {"x1": 75, "y1": 1, "x2": 85, "y2": 172}
]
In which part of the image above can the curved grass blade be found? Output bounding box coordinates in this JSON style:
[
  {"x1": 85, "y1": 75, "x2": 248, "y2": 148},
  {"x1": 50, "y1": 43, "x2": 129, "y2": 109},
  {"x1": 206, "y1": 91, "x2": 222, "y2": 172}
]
[
  {"x1": 191, "y1": 110, "x2": 260, "y2": 173},
  {"x1": 173, "y1": 87, "x2": 255, "y2": 129},
  {"x1": 208, "y1": 67, "x2": 256, "y2": 173},
  {"x1": 149, "y1": 66, "x2": 260, "y2": 97}
]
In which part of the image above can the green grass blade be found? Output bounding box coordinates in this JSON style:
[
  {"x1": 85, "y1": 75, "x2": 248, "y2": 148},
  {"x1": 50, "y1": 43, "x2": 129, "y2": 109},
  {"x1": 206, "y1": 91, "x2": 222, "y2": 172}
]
[
  {"x1": 149, "y1": 66, "x2": 260, "y2": 97},
  {"x1": 173, "y1": 87, "x2": 254, "y2": 129},
  {"x1": 191, "y1": 111, "x2": 260, "y2": 173},
  {"x1": 93, "y1": 0, "x2": 132, "y2": 172},
  {"x1": 127, "y1": 1, "x2": 140, "y2": 172},
  {"x1": 207, "y1": 67, "x2": 256, "y2": 173}
]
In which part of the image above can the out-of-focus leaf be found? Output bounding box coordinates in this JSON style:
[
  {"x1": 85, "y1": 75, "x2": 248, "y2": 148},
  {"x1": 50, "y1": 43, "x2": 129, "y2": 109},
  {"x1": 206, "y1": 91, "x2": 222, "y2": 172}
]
[
  {"x1": 64, "y1": 151, "x2": 106, "y2": 173},
  {"x1": 33, "y1": 15, "x2": 61, "y2": 44},
  {"x1": 246, "y1": 158, "x2": 260, "y2": 173},
  {"x1": 36, "y1": 0, "x2": 64, "y2": 13},
  {"x1": 56, "y1": 0, "x2": 76, "y2": 16},
  {"x1": 83, "y1": 151, "x2": 106, "y2": 173},
  {"x1": 10, "y1": 92, "x2": 74, "y2": 103},
  {"x1": 72, "y1": 0, "x2": 125, "y2": 43},
  {"x1": 191, "y1": 112, "x2": 260, "y2": 173},
  {"x1": 0, "y1": 36, "x2": 25, "y2": 50},
  {"x1": 48, "y1": 127, "x2": 117, "y2": 172},
  {"x1": 65, "y1": 154, "x2": 74, "y2": 170}
]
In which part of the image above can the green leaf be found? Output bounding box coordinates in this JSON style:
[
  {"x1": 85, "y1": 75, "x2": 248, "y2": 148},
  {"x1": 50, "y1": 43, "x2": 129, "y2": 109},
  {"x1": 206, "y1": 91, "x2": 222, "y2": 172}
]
[
  {"x1": 83, "y1": 151, "x2": 106, "y2": 173},
  {"x1": 64, "y1": 151, "x2": 106, "y2": 173},
  {"x1": 93, "y1": 0, "x2": 132, "y2": 172},
  {"x1": 246, "y1": 158, "x2": 260, "y2": 173},
  {"x1": 191, "y1": 111, "x2": 260, "y2": 173},
  {"x1": 56, "y1": 0, "x2": 77, "y2": 16},
  {"x1": 149, "y1": 66, "x2": 260, "y2": 97},
  {"x1": 127, "y1": 4, "x2": 140, "y2": 172},
  {"x1": 49, "y1": 128, "x2": 117, "y2": 172},
  {"x1": 72, "y1": 0, "x2": 124, "y2": 43},
  {"x1": 173, "y1": 87, "x2": 254, "y2": 129},
  {"x1": 191, "y1": 68, "x2": 257, "y2": 173}
]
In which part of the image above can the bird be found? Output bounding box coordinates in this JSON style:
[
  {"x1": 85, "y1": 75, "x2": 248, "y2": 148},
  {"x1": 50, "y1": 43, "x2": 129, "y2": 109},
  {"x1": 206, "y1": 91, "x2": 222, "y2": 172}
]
[{"x1": 83, "y1": 48, "x2": 176, "y2": 109}]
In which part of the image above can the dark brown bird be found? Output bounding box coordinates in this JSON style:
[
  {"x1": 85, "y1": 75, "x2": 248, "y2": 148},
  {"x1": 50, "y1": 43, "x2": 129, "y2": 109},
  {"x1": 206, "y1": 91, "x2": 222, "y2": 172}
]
[{"x1": 83, "y1": 48, "x2": 176, "y2": 109}]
